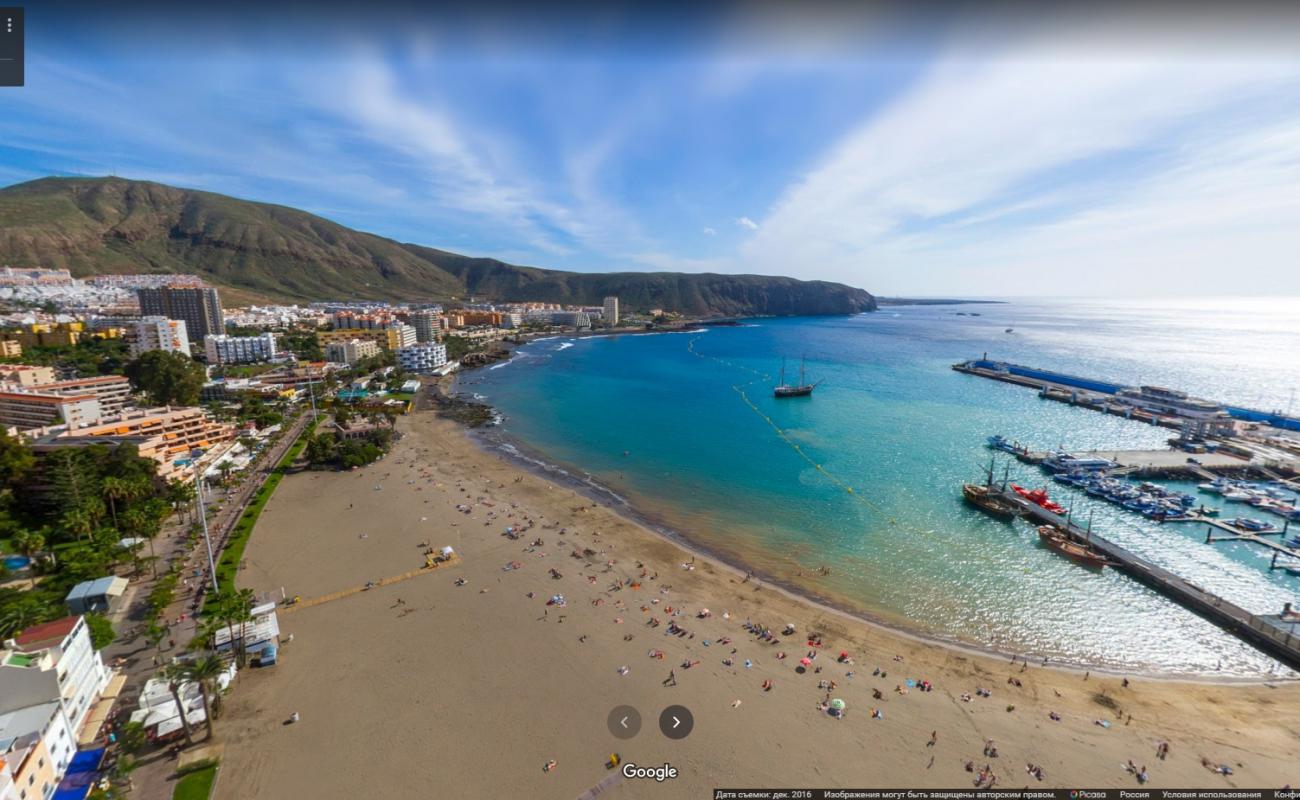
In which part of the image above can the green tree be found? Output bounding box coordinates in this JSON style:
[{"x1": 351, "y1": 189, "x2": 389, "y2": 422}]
[
  {"x1": 12, "y1": 529, "x2": 45, "y2": 557},
  {"x1": 163, "y1": 665, "x2": 196, "y2": 746},
  {"x1": 124, "y1": 350, "x2": 206, "y2": 405},
  {"x1": 85, "y1": 612, "x2": 116, "y2": 649},
  {"x1": 0, "y1": 592, "x2": 58, "y2": 638},
  {"x1": 0, "y1": 427, "x2": 35, "y2": 491},
  {"x1": 117, "y1": 720, "x2": 148, "y2": 755},
  {"x1": 100, "y1": 476, "x2": 131, "y2": 529},
  {"x1": 180, "y1": 653, "x2": 227, "y2": 740},
  {"x1": 167, "y1": 478, "x2": 197, "y2": 522}
]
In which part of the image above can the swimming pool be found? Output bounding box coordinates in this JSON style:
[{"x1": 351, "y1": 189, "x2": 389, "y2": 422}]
[{"x1": 3, "y1": 555, "x2": 31, "y2": 571}]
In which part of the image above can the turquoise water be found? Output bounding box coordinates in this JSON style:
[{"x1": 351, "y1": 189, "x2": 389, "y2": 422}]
[{"x1": 464, "y1": 298, "x2": 1300, "y2": 676}]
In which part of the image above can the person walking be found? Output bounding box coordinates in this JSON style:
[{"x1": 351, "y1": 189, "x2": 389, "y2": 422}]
[{"x1": 664, "y1": 669, "x2": 676, "y2": 686}]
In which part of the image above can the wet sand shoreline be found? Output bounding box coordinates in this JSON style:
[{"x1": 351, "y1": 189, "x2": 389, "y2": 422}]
[
  {"x1": 466, "y1": 409, "x2": 1297, "y2": 686},
  {"x1": 215, "y1": 410, "x2": 1300, "y2": 799}
]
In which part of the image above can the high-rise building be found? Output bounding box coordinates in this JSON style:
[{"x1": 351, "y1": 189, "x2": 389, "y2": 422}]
[
  {"x1": 126, "y1": 317, "x2": 191, "y2": 358},
  {"x1": 408, "y1": 310, "x2": 442, "y2": 343},
  {"x1": 203, "y1": 333, "x2": 278, "y2": 364},
  {"x1": 396, "y1": 343, "x2": 448, "y2": 374},
  {"x1": 325, "y1": 338, "x2": 382, "y2": 365},
  {"x1": 603, "y1": 296, "x2": 620, "y2": 326},
  {"x1": 136, "y1": 285, "x2": 225, "y2": 344}
]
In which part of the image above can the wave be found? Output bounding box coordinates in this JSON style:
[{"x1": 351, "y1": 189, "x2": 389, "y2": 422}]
[{"x1": 556, "y1": 341, "x2": 574, "y2": 351}]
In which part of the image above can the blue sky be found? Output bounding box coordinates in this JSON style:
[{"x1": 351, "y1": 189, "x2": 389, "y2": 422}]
[{"x1": 4, "y1": 2, "x2": 1300, "y2": 297}]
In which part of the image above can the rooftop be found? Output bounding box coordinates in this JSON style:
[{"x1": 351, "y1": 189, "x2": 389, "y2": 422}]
[{"x1": 12, "y1": 616, "x2": 78, "y2": 648}]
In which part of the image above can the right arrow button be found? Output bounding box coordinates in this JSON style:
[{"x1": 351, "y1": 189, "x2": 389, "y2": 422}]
[{"x1": 658, "y1": 704, "x2": 694, "y2": 740}]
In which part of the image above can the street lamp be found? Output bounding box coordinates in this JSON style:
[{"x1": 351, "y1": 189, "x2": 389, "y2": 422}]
[{"x1": 177, "y1": 448, "x2": 219, "y2": 594}]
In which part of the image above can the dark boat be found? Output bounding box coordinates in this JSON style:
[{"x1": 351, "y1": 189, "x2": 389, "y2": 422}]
[
  {"x1": 962, "y1": 483, "x2": 1019, "y2": 521},
  {"x1": 1037, "y1": 525, "x2": 1109, "y2": 568},
  {"x1": 962, "y1": 458, "x2": 1018, "y2": 521},
  {"x1": 774, "y1": 357, "x2": 820, "y2": 398}
]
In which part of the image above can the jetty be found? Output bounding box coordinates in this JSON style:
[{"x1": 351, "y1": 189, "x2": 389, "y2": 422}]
[
  {"x1": 954, "y1": 357, "x2": 1300, "y2": 433},
  {"x1": 999, "y1": 489, "x2": 1300, "y2": 670},
  {"x1": 1189, "y1": 517, "x2": 1300, "y2": 570}
]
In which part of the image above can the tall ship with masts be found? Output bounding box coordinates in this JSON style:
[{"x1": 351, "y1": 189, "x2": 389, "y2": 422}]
[{"x1": 774, "y1": 356, "x2": 820, "y2": 398}]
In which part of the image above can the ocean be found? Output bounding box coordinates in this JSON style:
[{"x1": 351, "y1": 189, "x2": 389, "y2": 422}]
[{"x1": 461, "y1": 297, "x2": 1300, "y2": 677}]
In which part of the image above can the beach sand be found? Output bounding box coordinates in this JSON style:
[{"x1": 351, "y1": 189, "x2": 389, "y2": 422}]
[{"x1": 216, "y1": 412, "x2": 1300, "y2": 799}]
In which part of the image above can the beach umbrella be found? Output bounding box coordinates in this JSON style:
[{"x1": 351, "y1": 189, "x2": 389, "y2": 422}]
[
  {"x1": 829, "y1": 698, "x2": 846, "y2": 711},
  {"x1": 799, "y1": 657, "x2": 813, "y2": 666}
]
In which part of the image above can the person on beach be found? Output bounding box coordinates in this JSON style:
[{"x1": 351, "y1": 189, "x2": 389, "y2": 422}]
[
  {"x1": 664, "y1": 670, "x2": 676, "y2": 686},
  {"x1": 928, "y1": 731, "x2": 937, "y2": 747}
]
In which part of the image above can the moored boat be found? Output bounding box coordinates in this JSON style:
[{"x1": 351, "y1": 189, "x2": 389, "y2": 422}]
[
  {"x1": 774, "y1": 356, "x2": 819, "y2": 398},
  {"x1": 1011, "y1": 484, "x2": 1066, "y2": 514},
  {"x1": 962, "y1": 483, "x2": 1019, "y2": 521},
  {"x1": 1036, "y1": 525, "x2": 1109, "y2": 568}
]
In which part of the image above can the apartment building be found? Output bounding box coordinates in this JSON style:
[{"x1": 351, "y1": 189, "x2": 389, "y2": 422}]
[
  {"x1": 29, "y1": 406, "x2": 236, "y2": 481},
  {"x1": 395, "y1": 343, "x2": 448, "y2": 374},
  {"x1": 0, "y1": 701, "x2": 73, "y2": 800},
  {"x1": 136, "y1": 285, "x2": 224, "y2": 344},
  {"x1": 125, "y1": 317, "x2": 191, "y2": 358},
  {"x1": 2, "y1": 618, "x2": 112, "y2": 740},
  {"x1": 0, "y1": 616, "x2": 116, "y2": 800},
  {"x1": 0, "y1": 366, "x2": 56, "y2": 388},
  {"x1": 0, "y1": 375, "x2": 133, "y2": 430},
  {"x1": 0, "y1": 392, "x2": 101, "y2": 431},
  {"x1": 203, "y1": 333, "x2": 278, "y2": 364},
  {"x1": 318, "y1": 324, "x2": 415, "y2": 352},
  {"x1": 0, "y1": 340, "x2": 20, "y2": 358},
  {"x1": 407, "y1": 310, "x2": 442, "y2": 343},
  {"x1": 325, "y1": 338, "x2": 382, "y2": 365}
]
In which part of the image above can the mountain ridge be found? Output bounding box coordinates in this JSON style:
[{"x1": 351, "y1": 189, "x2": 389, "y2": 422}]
[{"x1": 0, "y1": 177, "x2": 876, "y2": 316}]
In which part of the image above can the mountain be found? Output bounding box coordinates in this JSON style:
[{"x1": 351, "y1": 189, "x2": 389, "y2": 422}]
[{"x1": 0, "y1": 177, "x2": 876, "y2": 315}]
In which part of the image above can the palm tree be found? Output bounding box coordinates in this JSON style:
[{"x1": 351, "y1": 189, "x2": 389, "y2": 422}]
[
  {"x1": 101, "y1": 476, "x2": 130, "y2": 529},
  {"x1": 0, "y1": 602, "x2": 47, "y2": 639},
  {"x1": 59, "y1": 508, "x2": 95, "y2": 542},
  {"x1": 163, "y1": 665, "x2": 196, "y2": 746},
  {"x1": 208, "y1": 589, "x2": 255, "y2": 667},
  {"x1": 180, "y1": 654, "x2": 226, "y2": 740},
  {"x1": 12, "y1": 530, "x2": 44, "y2": 558},
  {"x1": 167, "y1": 478, "x2": 196, "y2": 523}
]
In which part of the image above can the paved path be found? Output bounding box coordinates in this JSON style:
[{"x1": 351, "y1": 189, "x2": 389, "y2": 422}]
[{"x1": 104, "y1": 411, "x2": 314, "y2": 800}]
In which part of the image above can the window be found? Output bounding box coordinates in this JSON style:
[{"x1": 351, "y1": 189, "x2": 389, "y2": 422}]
[{"x1": 37, "y1": 758, "x2": 43, "y2": 768}]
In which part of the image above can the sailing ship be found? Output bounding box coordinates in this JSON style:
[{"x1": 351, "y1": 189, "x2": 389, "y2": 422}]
[
  {"x1": 962, "y1": 459, "x2": 1019, "y2": 521},
  {"x1": 774, "y1": 357, "x2": 820, "y2": 398},
  {"x1": 1036, "y1": 525, "x2": 1109, "y2": 569}
]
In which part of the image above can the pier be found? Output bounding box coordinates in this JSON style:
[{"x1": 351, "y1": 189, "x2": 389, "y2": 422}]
[
  {"x1": 998, "y1": 490, "x2": 1300, "y2": 670},
  {"x1": 1187, "y1": 517, "x2": 1300, "y2": 570}
]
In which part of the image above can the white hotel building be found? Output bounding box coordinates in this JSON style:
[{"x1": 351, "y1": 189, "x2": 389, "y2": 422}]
[
  {"x1": 204, "y1": 332, "x2": 278, "y2": 364},
  {"x1": 396, "y1": 343, "x2": 448, "y2": 374}
]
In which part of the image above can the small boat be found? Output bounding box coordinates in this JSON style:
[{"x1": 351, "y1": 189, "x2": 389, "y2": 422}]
[
  {"x1": 1012, "y1": 484, "x2": 1066, "y2": 514},
  {"x1": 774, "y1": 357, "x2": 820, "y2": 398},
  {"x1": 963, "y1": 483, "x2": 1019, "y2": 521},
  {"x1": 1005, "y1": 328, "x2": 1014, "y2": 333},
  {"x1": 1037, "y1": 526, "x2": 1109, "y2": 568},
  {"x1": 1227, "y1": 517, "x2": 1278, "y2": 533}
]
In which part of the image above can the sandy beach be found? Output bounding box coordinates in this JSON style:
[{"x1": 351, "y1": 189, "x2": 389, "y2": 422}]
[{"x1": 216, "y1": 410, "x2": 1300, "y2": 799}]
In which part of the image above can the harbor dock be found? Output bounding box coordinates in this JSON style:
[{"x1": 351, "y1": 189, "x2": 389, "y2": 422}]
[{"x1": 998, "y1": 489, "x2": 1300, "y2": 670}]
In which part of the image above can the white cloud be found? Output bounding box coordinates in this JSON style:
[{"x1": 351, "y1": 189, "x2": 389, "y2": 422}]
[
  {"x1": 702, "y1": 227, "x2": 716, "y2": 236},
  {"x1": 736, "y1": 216, "x2": 759, "y2": 231},
  {"x1": 737, "y1": 16, "x2": 1300, "y2": 294}
]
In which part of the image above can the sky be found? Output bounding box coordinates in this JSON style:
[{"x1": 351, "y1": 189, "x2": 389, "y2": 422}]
[{"x1": 4, "y1": 2, "x2": 1300, "y2": 297}]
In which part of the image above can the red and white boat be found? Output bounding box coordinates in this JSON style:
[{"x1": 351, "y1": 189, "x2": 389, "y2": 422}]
[{"x1": 1011, "y1": 484, "x2": 1067, "y2": 515}]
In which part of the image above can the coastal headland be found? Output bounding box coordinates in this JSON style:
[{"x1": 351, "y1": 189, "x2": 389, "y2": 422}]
[{"x1": 214, "y1": 404, "x2": 1300, "y2": 798}]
